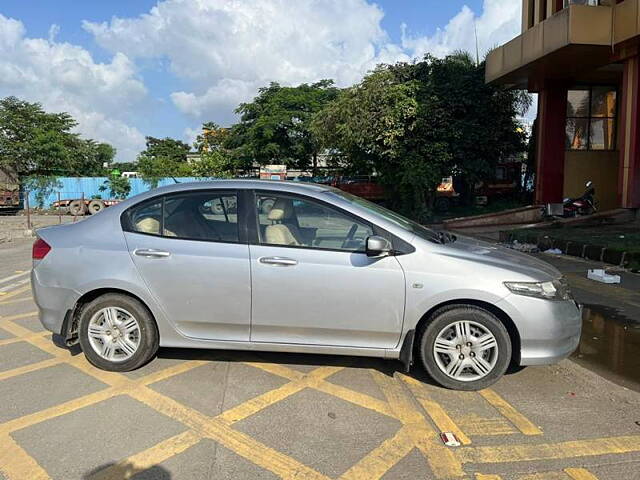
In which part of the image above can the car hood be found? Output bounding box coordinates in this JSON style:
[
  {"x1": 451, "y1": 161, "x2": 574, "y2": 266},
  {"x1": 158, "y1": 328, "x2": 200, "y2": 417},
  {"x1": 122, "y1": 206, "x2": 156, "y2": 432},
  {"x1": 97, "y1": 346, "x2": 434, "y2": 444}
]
[{"x1": 435, "y1": 234, "x2": 561, "y2": 281}]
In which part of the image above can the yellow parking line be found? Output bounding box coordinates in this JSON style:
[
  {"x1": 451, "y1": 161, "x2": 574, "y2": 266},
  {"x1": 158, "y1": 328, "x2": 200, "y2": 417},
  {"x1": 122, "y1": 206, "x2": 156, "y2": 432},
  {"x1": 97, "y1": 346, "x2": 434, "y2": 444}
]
[
  {"x1": 518, "y1": 473, "x2": 567, "y2": 480},
  {"x1": 399, "y1": 374, "x2": 471, "y2": 445},
  {"x1": 315, "y1": 378, "x2": 394, "y2": 418},
  {"x1": 564, "y1": 468, "x2": 599, "y2": 480},
  {"x1": 0, "y1": 434, "x2": 50, "y2": 480},
  {"x1": 479, "y1": 389, "x2": 542, "y2": 435},
  {"x1": 243, "y1": 361, "x2": 305, "y2": 381},
  {"x1": 339, "y1": 427, "x2": 415, "y2": 480},
  {"x1": 456, "y1": 435, "x2": 640, "y2": 464},
  {"x1": 0, "y1": 311, "x2": 38, "y2": 323},
  {"x1": 86, "y1": 430, "x2": 202, "y2": 480},
  {"x1": 373, "y1": 371, "x2": 465, "y2": 479},
  {"x1": 0, "y1": 357, "x2": 66, "y2": 382},
  {"x1": 0, "y1": 285, "x2": 31, "y2": 302},
  {"x1": 0, "y1": 331, "x2": 48, "y2": 347},
  {"x1": 0, "y1": 296, "x2": 33, "y2": 306},
  {"x1": 131, "y1": 386, "x2": 332, "y2": 480},
  {"x1": 475, "y1": 475, "x2": 502, "y2": 480}
]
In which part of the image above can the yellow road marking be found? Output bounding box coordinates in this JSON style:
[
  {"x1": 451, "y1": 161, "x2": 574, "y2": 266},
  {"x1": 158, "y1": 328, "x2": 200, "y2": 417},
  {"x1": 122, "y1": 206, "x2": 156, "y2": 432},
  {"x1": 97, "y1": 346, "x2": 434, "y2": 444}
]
[
  {"x1": 339, "y1": 428, "x2": 415, "y2": 480},
  {"x1": 518, "y1": 473, "x2": 567, "y2": 480},
  {"x1": 475, "y1": 475, "x2": 502, "y2": 480},
  {"x1": 456, "y1": 414, "x2": 518, "y2": 436},
  {"x1": 131, "y1": 386, "x2": 332, "y2": 480},
  {"x1": 87, "y1": 430, "x2": 202, "y2": 480},
  {"x1": 0, "y1": 295, "x2": 33, "y2": 306},
  {"x1": 373, "y1": 371, "x2": 465, "y2": 479},
  {"x1": 456, "y1": 435, "x2": 640, "y2": 464},
  {"x1": 0, "y1": 285, "x2": 31, "y2": 302},
  {"x1": 0, "y1": 434, "x2": 49, "y2": 480},
  {"x1": 0, "y1": 331, "x2": 49, "y2": 347},
  {"x1": 479, "y1": 389, "x2": 542, "y2": 435},
  {"x1": 400, "y1": 374, "x2": 471, "y2": 444},
  {"x1": 0, "y1": 357, "x2": 66, "y2": 382},
  {"x1": 564, "y1": 468, "x2": 599, "y2": 480},
  {"x1": 0, "y1": 311, "x2": 38, "y2": 323}
]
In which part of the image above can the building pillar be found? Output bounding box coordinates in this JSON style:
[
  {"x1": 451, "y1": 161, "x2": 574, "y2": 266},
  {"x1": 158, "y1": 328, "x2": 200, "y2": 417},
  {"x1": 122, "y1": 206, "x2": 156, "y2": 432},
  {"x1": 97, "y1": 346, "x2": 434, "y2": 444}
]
[
  {"x1": 535, "y1": 83, "x2": 567, "y2": 204},
  {"x1": 618, "y1": 56, "x2": 640, "y2": 208}
]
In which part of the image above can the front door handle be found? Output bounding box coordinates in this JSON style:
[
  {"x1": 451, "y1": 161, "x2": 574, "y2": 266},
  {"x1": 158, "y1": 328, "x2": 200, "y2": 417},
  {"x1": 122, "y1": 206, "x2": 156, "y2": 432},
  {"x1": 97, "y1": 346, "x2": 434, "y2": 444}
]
[
  {"x1": 134, "y1": 248, "x2": 171, "y2": 258},
  {"x1": 259, "y1": 256, "x2": 298, "y2": 267}
]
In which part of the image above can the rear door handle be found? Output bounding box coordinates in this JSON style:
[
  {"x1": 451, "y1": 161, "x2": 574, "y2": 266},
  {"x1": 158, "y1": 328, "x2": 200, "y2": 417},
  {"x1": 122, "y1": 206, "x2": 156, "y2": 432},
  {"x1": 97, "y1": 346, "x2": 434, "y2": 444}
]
[
  {"x1": 259, "y1": 256, "x2": 298, "y2": 267},
  {"x1": 134, "y1": 249, "x2": 171, "y2": 258}
]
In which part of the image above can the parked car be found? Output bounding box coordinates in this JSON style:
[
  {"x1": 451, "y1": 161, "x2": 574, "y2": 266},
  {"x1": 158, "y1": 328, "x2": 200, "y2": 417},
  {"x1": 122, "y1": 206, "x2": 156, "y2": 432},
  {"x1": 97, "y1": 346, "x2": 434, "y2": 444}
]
[{"x1": 31, "y1": 180, "x2": 581, "y2": 390}]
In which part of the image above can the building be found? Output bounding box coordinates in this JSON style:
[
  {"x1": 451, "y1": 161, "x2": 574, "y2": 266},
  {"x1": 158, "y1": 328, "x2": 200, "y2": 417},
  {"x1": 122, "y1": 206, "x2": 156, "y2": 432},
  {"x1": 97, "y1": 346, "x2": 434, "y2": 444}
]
[{"x1": 486, "y1": 0, "x2": 640, "y2": 211}]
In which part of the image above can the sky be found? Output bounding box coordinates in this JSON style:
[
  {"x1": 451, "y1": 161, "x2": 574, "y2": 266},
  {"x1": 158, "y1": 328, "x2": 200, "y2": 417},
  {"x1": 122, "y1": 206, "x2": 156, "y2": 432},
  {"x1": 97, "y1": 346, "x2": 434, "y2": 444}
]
[{"x1": 0, "y1": 0, "x2": 523, "y2": 162}]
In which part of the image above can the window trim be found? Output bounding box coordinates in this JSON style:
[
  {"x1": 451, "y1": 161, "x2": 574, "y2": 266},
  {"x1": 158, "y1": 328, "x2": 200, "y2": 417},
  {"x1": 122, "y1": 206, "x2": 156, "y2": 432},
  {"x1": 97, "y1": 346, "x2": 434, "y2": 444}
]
[
  {"x1": 121, "y1": 189, "x2": 247, "y2": 245},
  {"x1": 566, "y1": 85, "x2": 617, "y2": 152},
  {"x1": 249, "y1": 189, "x2": 414, "y2": 255}
]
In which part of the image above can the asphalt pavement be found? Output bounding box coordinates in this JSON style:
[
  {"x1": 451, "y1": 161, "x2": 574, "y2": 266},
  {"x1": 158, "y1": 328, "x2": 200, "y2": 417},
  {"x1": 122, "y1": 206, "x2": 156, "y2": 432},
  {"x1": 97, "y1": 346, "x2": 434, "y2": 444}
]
[{"x1": 0, "y1": 238, "x2": 639, "y2": 480}]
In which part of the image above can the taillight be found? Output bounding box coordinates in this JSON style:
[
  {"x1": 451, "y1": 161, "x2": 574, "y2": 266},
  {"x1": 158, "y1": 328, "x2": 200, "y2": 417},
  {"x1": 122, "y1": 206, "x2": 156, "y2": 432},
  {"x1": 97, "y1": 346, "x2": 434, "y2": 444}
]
[{"x1": 32, "y1": 238, "x2": 51, "y2": 260}]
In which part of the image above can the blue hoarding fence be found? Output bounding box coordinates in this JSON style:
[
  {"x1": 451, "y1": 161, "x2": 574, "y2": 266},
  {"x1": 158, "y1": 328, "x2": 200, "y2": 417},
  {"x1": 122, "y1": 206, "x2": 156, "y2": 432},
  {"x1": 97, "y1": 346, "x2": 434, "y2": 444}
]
[{"x1": 27, "y1": 177, "x2": 214, "y2": 208}]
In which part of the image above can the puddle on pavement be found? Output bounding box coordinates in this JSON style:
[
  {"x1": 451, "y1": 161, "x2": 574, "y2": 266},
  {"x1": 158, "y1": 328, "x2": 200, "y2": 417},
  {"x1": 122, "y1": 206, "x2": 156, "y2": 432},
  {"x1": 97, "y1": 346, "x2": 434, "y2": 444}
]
[{"x1": 571, "y1": 305, "x2": 640, "y2": 392}]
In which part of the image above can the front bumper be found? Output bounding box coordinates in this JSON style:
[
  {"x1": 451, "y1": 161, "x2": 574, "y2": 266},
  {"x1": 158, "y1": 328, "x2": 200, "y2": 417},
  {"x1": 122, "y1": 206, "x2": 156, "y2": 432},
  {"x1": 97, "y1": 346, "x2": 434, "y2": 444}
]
[{"x1": 496, "y1": 294, "x2": 582, "y2": 366}]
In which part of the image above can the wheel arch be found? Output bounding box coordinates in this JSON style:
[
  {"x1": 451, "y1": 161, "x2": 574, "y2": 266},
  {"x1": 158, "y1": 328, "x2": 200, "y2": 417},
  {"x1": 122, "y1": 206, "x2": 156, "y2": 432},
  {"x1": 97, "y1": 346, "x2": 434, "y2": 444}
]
[
  {"x1": 63, "y1": 287, "x2": 160, "y2": 346},
  {"x1": 413, "y1": 299, "x2": 521, "y2": 366}
]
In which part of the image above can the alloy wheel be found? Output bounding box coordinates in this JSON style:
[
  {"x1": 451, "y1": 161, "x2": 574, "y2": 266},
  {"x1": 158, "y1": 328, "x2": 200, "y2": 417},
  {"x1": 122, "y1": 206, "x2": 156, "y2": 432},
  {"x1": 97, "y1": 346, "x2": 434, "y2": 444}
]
[{"x1": 87, "y1": 307, "x2": 141, "y2": 362}]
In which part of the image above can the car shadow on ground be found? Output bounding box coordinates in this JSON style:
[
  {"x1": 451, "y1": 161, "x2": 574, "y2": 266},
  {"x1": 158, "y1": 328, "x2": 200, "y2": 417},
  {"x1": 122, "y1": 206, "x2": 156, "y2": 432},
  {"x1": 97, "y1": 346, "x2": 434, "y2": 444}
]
[{"x1": 84, "y1": 462, "x2": 171, "y2": 480}]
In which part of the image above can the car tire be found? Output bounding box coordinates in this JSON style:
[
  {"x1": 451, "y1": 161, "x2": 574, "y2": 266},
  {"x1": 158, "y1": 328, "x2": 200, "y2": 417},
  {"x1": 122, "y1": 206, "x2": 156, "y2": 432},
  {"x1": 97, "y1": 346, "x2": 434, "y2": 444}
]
[
  {"x1": 78, "y1": 293, "x2": 159, "y2": 372},
  {"x1": 418, "y1": 305, "x2": 511, "y2": 391}
]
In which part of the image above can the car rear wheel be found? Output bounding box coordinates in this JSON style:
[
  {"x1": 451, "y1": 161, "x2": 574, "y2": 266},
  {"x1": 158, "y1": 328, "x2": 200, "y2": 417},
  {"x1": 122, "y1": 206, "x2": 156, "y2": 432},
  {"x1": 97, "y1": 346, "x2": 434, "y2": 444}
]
[
  {"x1": 78, "y1": 293, "x2": 159, "y2": 372},
  {"x1": 419, "y1": 305, "x2": 511, "y2": 391}
]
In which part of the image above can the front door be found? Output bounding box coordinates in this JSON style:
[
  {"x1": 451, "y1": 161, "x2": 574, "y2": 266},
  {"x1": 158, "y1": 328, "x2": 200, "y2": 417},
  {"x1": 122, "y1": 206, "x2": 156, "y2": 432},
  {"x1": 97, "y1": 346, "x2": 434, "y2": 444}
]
[
  {"x1": 249, "y1": 192, "x2": 405, "y2": 348},
  {"x1": 123, "y1": 190, "x2": 251, "y2": 341}
]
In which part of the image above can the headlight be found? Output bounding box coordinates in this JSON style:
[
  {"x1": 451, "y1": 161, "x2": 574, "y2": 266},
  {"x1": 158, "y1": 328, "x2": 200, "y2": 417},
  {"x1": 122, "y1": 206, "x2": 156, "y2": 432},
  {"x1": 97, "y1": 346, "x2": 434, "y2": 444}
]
[{"x1": 504, "y1": 278, "x2": 572, "y2": 300}]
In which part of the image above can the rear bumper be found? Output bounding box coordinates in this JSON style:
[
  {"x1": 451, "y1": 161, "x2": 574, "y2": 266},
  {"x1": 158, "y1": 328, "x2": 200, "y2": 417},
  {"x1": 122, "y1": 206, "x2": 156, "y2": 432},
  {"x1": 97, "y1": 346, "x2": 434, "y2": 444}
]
[
  {"x1": 31, "y1": 269, "x2": 79, "y2": 335},
  {"x1": 496, "y1": 295, "x2": 582, "y2": 366}
]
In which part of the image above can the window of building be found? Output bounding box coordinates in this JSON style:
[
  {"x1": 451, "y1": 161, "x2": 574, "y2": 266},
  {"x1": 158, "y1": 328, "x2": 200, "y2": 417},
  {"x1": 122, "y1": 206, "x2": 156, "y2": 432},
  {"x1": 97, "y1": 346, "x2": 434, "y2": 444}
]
[{"x1": 566, "y1": 86, "x2": 617, "y2": 151}]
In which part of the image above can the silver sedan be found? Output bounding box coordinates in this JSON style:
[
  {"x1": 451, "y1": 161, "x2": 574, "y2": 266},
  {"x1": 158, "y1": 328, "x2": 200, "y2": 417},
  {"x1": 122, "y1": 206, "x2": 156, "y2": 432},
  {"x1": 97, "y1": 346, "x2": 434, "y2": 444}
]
[{"x1": 31, "y1": 180, "x2": 582, "y2": 390}]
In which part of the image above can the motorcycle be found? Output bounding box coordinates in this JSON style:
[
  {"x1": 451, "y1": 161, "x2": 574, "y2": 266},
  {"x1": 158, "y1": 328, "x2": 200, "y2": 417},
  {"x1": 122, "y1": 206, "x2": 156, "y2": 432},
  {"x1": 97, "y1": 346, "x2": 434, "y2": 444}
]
[{"x1": 544, "y1": 181, "x2": 598, "y2": 219}]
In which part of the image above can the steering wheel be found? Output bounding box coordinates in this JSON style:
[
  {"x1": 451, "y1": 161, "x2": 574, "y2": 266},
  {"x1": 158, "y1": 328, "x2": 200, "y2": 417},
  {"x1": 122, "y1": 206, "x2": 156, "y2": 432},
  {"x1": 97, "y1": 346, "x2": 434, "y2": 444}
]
[{"x1": 341, "y1": 223, "x2": 359, "y2": 249}]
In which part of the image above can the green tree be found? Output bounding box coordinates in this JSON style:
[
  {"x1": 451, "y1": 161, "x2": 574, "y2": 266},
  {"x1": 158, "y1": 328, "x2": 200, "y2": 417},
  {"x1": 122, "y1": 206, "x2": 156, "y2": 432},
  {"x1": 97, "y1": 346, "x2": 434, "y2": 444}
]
[
  {"x1": 313, "y1": 54, "x2": 529, "y2": 219},
  {"x1": 99, "y1": 175, "x2": 131, "y2": 199},
  {"x1": 137, "y1": 136, "x2": 193, "y2": 187},
  {"x1": 232, "y1": 80, "x2": 339, "y2": 172},
  {"x1": 0, "y1": 96, "x2": 116, "y2": 178}
]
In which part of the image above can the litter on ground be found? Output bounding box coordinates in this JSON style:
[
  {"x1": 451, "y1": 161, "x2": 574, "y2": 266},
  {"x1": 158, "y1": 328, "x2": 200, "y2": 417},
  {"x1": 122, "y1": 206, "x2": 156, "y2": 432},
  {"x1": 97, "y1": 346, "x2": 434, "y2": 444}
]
[{"x1": 587, "y1": 269, "x2": 621, "y2": 284}]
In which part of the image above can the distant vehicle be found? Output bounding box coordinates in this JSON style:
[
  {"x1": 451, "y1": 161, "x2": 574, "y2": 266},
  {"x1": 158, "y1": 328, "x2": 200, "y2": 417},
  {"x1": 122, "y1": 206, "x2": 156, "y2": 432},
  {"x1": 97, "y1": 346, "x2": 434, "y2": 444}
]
[
  {"x1": 331, "y1": 175, "x2": 386, "y2": 202},
  {"x1": 0, "y1": 167, "x2": 21, "y2": 214},
  {"x1": 32, "y1": 180, "x2": 581, "y2": 390},
  {"x1": 543, "y1": 181, "x2": 598, "y2": 219},
  {"x1": 52, "y1": 198, "x2": 122, "y2": 216},
  {"x1": 121, "y1": 172, "x2": 139, "y2": 179}
]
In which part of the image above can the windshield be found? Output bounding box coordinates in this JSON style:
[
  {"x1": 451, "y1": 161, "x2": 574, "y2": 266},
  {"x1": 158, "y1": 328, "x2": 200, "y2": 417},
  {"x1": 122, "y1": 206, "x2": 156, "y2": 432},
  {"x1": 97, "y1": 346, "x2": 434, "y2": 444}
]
[{"x1": 325, "y1": 190, "x2": 444, "y2": 244}]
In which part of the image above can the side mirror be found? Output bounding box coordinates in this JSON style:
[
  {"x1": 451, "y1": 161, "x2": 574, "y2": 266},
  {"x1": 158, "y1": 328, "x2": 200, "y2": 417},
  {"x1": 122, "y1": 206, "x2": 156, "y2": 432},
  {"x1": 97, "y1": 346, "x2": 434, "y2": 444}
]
[
  {"x1": 586, "y1": 181, "x2": 593, "y2": 188},
  {"x1": 366, "y1": 235, "x2": 392, "y2": 257}
]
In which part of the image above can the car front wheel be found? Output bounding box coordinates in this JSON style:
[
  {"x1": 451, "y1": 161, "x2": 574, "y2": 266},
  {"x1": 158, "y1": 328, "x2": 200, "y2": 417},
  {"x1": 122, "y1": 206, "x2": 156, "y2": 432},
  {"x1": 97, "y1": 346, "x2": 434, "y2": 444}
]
[
  {"x1": 78, "y1": 293, "x2": 159, "y2": 372},
  {"x1": 419, "y1": 305, "x2": 511, "y2": 391}
]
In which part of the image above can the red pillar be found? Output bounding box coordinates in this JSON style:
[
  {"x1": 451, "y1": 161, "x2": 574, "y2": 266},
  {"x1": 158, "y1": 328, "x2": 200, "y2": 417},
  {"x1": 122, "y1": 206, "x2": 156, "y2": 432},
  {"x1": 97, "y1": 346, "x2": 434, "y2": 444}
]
[
  {"x1": 535, "y1": 83, "x2": 567, "y2": 204},
  {"x1": 618, "y1": 56, "x2": 640, "y2": 208}
]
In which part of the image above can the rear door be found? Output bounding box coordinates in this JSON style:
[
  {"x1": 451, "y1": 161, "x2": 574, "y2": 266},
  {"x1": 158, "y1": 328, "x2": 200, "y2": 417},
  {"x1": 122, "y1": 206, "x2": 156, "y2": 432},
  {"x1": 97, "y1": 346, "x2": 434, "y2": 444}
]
[{"x1": 123, "y1": 189, "x2": 251, "y2": 341}]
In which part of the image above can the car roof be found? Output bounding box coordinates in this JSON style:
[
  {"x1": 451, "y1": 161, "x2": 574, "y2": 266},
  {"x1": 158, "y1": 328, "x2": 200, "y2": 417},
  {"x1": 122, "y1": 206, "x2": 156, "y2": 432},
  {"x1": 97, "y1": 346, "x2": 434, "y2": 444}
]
[{"x1": 142, "y1": 179, "x2": 333, "y2": 196}]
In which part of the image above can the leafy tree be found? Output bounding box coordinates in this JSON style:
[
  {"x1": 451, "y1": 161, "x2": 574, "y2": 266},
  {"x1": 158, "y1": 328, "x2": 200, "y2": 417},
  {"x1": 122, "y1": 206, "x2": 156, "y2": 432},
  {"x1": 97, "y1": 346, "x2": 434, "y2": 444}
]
[
  {"x1": 193, "y1": 122, "x2": 230, "y2": 153},
  {"x1": 313, "y1": 54, "x2": 529, "y2": 219},
  {"x1": 99, "y1": 175, "x2": 131, "y2": 199},
  {"x1": 0, "y1": 96, "x2": 116, "y2": 178},
  {"x1": 137, "y1": 136, "x2": 193, "y2": 187},
  {"x1": 191, "y1": 151, "x2": 235, "y2": 178},
  {"x1": 232, "y1": 80, "x2": 339, "y2": 172},
  {"x1": 313, "y1": 65, "x2": 450, "y2": 219},
  {"x1": 22, "y1": 176, "x2": 63, "y2": 209}
]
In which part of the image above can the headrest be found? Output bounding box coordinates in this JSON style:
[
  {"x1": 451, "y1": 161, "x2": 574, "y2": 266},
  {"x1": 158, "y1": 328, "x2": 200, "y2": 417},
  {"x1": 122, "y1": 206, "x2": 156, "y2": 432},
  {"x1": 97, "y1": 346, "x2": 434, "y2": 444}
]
[{"x1": 267, "y1": 199, "x2": 294, "y2": 221}]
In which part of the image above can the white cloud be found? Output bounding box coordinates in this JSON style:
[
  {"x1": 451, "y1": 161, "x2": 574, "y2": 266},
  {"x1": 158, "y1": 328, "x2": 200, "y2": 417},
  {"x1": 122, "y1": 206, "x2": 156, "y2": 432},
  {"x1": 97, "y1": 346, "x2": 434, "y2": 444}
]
[
  {"x1": 401, "y1": 0, "x2": 521, "y2": 60},
  {"x1": 83, "y1": 0, "x2": 411, "y2": 123},
  {"x1": 0, "y1": 14, "x2": 147, "y2": 161}
]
